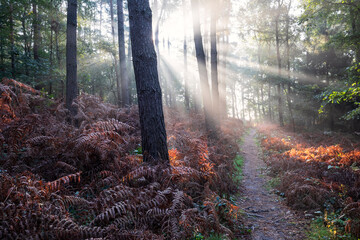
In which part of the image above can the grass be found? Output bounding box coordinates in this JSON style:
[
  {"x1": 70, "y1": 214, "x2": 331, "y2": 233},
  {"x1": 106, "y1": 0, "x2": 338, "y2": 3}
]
[
  {"x1": 233, "y1": 154, "x2": 244, "y2": 183},
  {"x1": 205, "y1": 234, "x2": 227, "y2": 240},
  {"x1": 307, "y1": 215, "x2": 355, "y2": 240},
  {"x1": 307, "y1": 220, "x2": 334, "y2": 240},
  {"x1": 265, "y1": 176, "x2": 281, "y2": 191}
]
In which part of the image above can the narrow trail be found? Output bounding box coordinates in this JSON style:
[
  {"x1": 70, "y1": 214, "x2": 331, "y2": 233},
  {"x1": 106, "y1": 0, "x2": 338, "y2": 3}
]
[{"x1": 240, "y1": 129, "x2": 307, "y2": 240}]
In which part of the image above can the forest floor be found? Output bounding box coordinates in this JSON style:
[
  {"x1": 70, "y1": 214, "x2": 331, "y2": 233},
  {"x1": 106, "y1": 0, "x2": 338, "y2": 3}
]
[{"x1": 240, "y1": 129, "x2": 308, "y2": 240}]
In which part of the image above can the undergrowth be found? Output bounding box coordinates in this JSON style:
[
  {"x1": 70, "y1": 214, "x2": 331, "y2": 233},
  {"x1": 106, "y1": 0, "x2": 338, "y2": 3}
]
[
  {"x1": 257, "y1": 123, "x2": 360, "y2": 239},
  {"x1": 233, "y1": 155, "x2": 244, "y2": 183},
  {"x1": 0, "y1": 78, "x2": 245, "y2": 239}
]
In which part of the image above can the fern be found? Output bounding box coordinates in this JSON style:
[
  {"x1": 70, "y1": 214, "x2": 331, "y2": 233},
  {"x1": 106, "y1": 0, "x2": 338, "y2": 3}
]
[
  {"x1": 63, "y1": 196, "x2": 94, "y2": 208},
  {"x1": 47, "y1": 172, "x2": 82, "y2": 191},
  {"x1": 86, "y1": 119, "x2": 134, "y2": 132},
  {"x1": 56, "y1": 161, "x2": 78, "y2": 172}
]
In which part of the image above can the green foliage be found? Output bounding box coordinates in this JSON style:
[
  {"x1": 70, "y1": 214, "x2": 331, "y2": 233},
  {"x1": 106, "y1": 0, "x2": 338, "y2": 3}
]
[
  {"x1": 307, "y1": 218, "x2": 335, "y2": 240},
  {"x1": 233, "y1": 154, "x2": 244, "y2": 183},
  {"x1": 320, "y1": 63, "x2": 360, "y2": 120},
  {"x1": 205, "y1": 234, "x2": 227, "y2": 240},
  {"x1": 307, "y1": 214, "x2": 355, "y2": 240},
  {"x1": 132, "y1": 144, "x2": 143, "y2": 155},
  {"x1": 266, "y1": 176, "x2": 281, "y2": 191}
]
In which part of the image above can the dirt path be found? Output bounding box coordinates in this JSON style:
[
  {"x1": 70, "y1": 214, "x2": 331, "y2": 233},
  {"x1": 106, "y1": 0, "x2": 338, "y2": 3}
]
[{"x1": 240, "y1": 129, "x2": 307, "y2": 240}]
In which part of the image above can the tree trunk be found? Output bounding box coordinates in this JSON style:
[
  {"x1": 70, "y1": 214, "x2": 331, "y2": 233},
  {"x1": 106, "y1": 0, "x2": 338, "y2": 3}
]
[
  {"x1": 256, "y1": 88, "x2": 261, "y2": 121},
  {"x1": 153, "y1": 0, "x2": 169, "y2": 107},
  {"x1": 110, "y1": 0, "x2": 121, "y2": 106},
  {"x1": 22, "y1": 10, "x2": 30, "y2": 76},
  {"x1": 127, "y1": 0, "x2": 169, "y2": 164},
  {"x1": 49, "y1": 23, "x2": 53, "y2": 95},
  {"x1": 232, "y1": 85, "x2": 235, "y2": 118},
  {"x1": 235, "y1": 86, "x2": 239, "y2": 119},
  {"x1": 275, "y1": 11, "x2": 284, "y2": 127},
  {"x1": 33, "y1": 1, "x2": 40, "y2": 61},
  {"x1": 241, "y1": 84, "x2": 245, "y2": 119},
  {"x1": 66, "y1": 0, "x2": 78, "y2": 115},
  {"x1": 55, "y1": 20, "x2": 60, "y2": 67},
  {"x1": 349, "y1": 4, "x2": 360, "y2": 62},
  {"x1": 260, "y1": 84, "x2": 266, "y2": 117},
  {"x1": 268, "y1": 83, "x2": 272, "y2": 121},
  {"x1": 183, "y1": 0, "x2": 189, "y2": 111},
  {"x1": 277, "y1": 84, "x2": 283, "y2": 126},
  {"x1": 210, "y1": 0, "x2": 219, "y2": 122},
  {"x1": 191, "y1": 0, "x2": 213, "y2": 132},
  {"x1": 127, "y1": 38, "x2": 133, "y2": 105},
  {"x1": 117, "y1": 0, "x2": 130, "y2": 106},
  {"x1": 9, "y1": 3, "x2": 15, "y2": 78},
  {"x1": 219, "y1": 34, "x2": 228, "y2": 118},
  {"x1": 0, "y1": 31, "x2": 4, "y2": 75},
  {"x1": 100, "y1": 0, "x2": 103, "y2": 36},
  {"x1": 285, "y1": 2, "x2": 295, "y2": 131}
]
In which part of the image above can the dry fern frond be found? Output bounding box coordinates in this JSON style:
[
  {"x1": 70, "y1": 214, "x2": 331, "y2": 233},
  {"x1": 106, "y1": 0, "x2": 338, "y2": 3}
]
[
  {"x1": 63, "y1": 196, "x2": 94, "y2": 208},
  {"x1": 122, "y1": 166, "x2": 156, "y2": 182},
  {"x1": 87, "y1": 119, "x2": 134, "y2": 132},
  {"x1": 76, "y1": 131, "x2": 126, "y2": 148},
  {"x1": 2, "y1": 77, "x2": 40, "y2": 94},
  {"x1": 47, "y1": 172, "x2": 82, "y2": 191},
  {"x1": 27, "y1": 135, "x2": 55, "y2": 145},
  {"x1": 93, "y1": 201, "x2": 128, "y2": 223},
  {"x1": 56, "y1": 161, "x2": 78, "y2": 172}
]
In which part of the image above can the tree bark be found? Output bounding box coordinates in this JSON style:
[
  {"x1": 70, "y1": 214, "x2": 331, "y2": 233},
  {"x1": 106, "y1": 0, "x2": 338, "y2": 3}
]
[
  {"x1": 22, "y1": 9, "x2": 30, "y2": 76},
  {"x1": 100, "y1": 0, "x2": 103, "y2": 36},
  {"x1": 117, "y1": 0, "x2": 130, "y2": 106},
  {"x1": 260, "y1": 84, "x2": 266, "y2": 117},
  {"x1": 110, "y1": 0, "x2": 121, "y2": 106},
  {"x1": 241, "y1": 85, "x2": 245, "y2": 119},
  {"x1": 127, "y1": 0, "x2": 169, "y2": 164},
  {"x1": 153, "y1": 0, "x2": 169, "y2": 107},
  {"x1": 54, "y1": 20, "x2": 60, "y2": 67},
  {"x1": 9, "y1": 3, "x2": 15, "y2": 78},
  {"x1": 66, "y1": 0, "x2": 78, "y2": 115},
  {"x1": 275, "y1": 7, "x2": 284, "y2": 127},
  {"x1": 33, "y1": 1, "x2": 40, "y2": 61},
  {"x1": 219, "y1": 34, "x2": 228, "y2": 118},
  {"x1": 191, "y1": 0, "x2": 213, "y2": 132},
  {"x1": 183, "y1": 0, "x2": 190, "y2": 111},
  {"x1": 349, "y1": 2, "x2": 360, "y2": 62},
  {"x1": 49, "y1": 22, "x2": 53, "y2": 95},
  {"x1": 285, "y1": 2, "x2": 295, "y2": 131},
  {"x1": 127, "y1": 37, "x2": 133, "y2": 104},
  {"x1": 0, "y1": 31, "x2": 4, "y2": 75},
  {"x1": 268, "y1": 83, "x2": 272, "y2": 121},
  {"x1": 210, "y1": 0, "x2": 219, "y2": 122},
  {"x1": 232, "y1": 85, "x2": 236, "y2": 118}
]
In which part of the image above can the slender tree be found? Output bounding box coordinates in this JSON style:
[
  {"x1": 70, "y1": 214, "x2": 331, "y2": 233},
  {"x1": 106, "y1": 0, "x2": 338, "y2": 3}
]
[
  {"x1": 9, "y1": 2, "x2": 15, "y2": 78},
  {"x1": 219, "y1": 33, "x2": 229, "y2": 118},
  {"x1": 65, "y1": 0, "x2": 78, "y2": 115},
  {"x1": 191, "y1": 0, "x2": 213, "y2": 132},
  {"x1": 285, "y1": 0, "x2": 295, "y2": 131},
  {"x1": 33, "y1": 0, "x2": 40, "y2": 61},
  {"x1": 109, "y1": 0, "x2": 121, "y2": 106},
  {"x1": 275, "y1": 0, "x2": 284, "y2": 127},
  {"x1": 183, "y1": 0, "x2": 190, "y2": 111},
  {"x1": 127, "y1": 0, "x2": 169, "y2": 164},
  {"x1": 210, "y1": 0, "x2": 219, "y2": 122},
  {"x1": 117, "y1": 0, "x2": 129, "y2": 106},
  {"x1": 21, "y1": 8, "x2": 29, "y2": 76}
]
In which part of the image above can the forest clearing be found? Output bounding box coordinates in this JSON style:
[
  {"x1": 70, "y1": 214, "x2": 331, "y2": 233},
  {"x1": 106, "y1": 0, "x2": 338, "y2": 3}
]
[{"x1": 1, "y1": 0, "x2": 360, "y2": 239}]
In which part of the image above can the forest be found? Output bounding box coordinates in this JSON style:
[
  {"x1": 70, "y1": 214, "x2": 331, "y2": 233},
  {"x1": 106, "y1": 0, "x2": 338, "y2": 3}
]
[{"x1": 0, "y1": 0, "x2": 360, "y2": 239}]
